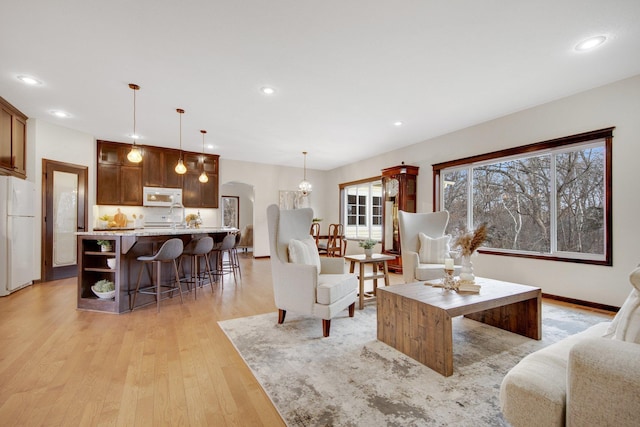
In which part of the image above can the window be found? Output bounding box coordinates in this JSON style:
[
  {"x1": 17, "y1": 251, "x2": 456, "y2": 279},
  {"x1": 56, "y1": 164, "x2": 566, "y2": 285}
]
[
  {"x1": 340, "y1": 178, "x2": 383, "y2": 241},
  {"x1": 434, "y1": 128, "x2": 613, "y2": 265}
]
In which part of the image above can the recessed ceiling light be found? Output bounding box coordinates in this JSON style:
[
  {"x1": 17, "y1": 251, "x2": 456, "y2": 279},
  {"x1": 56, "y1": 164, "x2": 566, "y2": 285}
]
[
  {"x1": 394, "y1": 121, "x2": 404, "y2": 126},
  {"x1": 17, "y1": 75, "x2": 42, "y2": 85},
  {"x1": 575, "y1": 35, "x2": 607, "y2": 51},
  {"x1": 129, "y1": 133, "x2": 140, "y2": 139},
  {"x1": 207, "y1": 144, "x2": 214, "y2": 149},
  {"x1": 50, "y1": 110, "x2": 70, "y2": 118},
  {"x1": 261, "y1": 86, "x2": 275, "y2": 95}
]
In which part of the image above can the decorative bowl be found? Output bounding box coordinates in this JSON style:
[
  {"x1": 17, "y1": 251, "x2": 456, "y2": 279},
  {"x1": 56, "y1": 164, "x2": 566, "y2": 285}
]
[
  {"x1": 106, "y1": 258, "x2": 116, "y2": 269},
  {"x1": 91, "y1": 285, "x2": 115, "y2": 299}
]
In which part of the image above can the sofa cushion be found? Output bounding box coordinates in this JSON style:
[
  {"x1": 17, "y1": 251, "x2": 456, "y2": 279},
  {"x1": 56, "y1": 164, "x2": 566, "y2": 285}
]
[
  {"x1": 500, "y1": 322, "x2": 610, "y2": 427},
  {"x1": 316, "y1": 274, "x2": 358, "y2": 305},
  {"x1": 604, "y1": 266, "x2": 640, "y2": 343},
  {"x1": 418, "y1": 233, "x2": 450, "y2": 264},
  {"x1": 288, "y1": 237, "x2": 322, "y2": 274}
]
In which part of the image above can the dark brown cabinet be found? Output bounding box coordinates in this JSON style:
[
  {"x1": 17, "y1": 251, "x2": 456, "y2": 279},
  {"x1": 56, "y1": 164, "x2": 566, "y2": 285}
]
[
  {"x1": 142, "y1": 146, "x2": 183, "y2": 188},
  {"x1": 96, "y1": 140, "x2": 218, "y2": 207},
  {"x1": 96, "y1": 141, "x2": 143, "y2": 205},
  {"x1": 182, "y1": 153, "x2": 219, "y2": 208},
  {"x1": 381, "y1": 163, "x2": 419, "y2": 272},
  {"x1": 0, "y1": 96, "x2": 27, "y2": 178}
]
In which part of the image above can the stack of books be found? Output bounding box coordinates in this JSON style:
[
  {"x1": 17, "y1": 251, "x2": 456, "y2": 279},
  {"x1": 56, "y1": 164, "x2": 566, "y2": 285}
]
[{"x1": 457, "y1": 281, "x2": 481, "y2": 293}]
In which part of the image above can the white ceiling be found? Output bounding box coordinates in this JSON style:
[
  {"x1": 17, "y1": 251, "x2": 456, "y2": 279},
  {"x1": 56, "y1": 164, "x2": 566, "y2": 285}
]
[{"x1": 1, "y1": 1, "x2": 639, "y2": 170}]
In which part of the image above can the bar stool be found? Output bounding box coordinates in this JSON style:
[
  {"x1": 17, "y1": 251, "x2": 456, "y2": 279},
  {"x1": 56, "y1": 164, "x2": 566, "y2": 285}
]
[
  {"x1": 213, "y1": 233, "x2": 240, "y2": 287},
  {"x1": 178, "y1": 236, "x2": 215, "y2": 299},
  {"x1": 130, "y1": 238, "x2": 184, "y2": 312}
]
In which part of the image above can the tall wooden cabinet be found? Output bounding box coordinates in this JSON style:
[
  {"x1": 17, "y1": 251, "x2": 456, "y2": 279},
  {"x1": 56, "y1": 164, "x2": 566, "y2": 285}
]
[
  {"x1": 97, "y1": 141, "x2": 143, "y2": 205},
  {"x1": 381, "y1": 163, "x2": 419, "y2": 272},
  {"x1": 0, "y1": 96, "x2": 27, "y2": 178}
]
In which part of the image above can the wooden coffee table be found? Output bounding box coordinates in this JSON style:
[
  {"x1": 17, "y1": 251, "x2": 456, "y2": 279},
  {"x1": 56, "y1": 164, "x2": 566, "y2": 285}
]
[{"x1": 377, "y1": 278, "x2": 541, "y2": 376}]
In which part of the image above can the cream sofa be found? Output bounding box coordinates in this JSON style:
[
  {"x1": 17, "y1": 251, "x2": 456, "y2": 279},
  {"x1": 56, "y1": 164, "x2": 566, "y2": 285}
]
[{"x1": 500, "y1": 268, "x2": 640, "y2": 426}]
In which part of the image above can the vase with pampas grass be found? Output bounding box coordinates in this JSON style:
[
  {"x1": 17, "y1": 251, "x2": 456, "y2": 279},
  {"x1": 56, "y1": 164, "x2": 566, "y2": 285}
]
[{"x1": 453, "y1": 223, "x2": 488, "y2": 284}]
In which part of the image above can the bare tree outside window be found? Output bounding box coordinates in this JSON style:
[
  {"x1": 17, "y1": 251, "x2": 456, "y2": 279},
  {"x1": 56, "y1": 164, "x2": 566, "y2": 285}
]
[{"x1": 435, "y1": 128, "x2": 612, "y2": 265}]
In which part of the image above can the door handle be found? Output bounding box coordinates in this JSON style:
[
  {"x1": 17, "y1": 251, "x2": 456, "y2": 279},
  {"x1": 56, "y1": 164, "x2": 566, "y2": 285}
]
[{"x1": 77, "y1": 226, "x2": 85, "y2": 230}]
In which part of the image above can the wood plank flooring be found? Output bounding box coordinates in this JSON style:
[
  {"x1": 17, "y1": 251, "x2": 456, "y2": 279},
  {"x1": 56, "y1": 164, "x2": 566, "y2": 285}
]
[
  {"x1": 0, "y1": 255, "x2": 287, "y2": 426},
  {"x1": 0, "y1": 256, "x2": 613, "y2": 426}
]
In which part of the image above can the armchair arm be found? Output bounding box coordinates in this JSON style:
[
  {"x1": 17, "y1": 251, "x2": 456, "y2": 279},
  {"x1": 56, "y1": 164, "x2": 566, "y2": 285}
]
[
  {"x1": 271, "y1": 261, "x2": 318, "y2": 314},
  {"x1": 402, "y1": 250, "x2": 419, "y2": 283},
  {"x1": 567, "y1": 338, "x2": 640, "y2": 426},
  {"x1": 320, "y1": 257, "x2": 346, "y2": 274}
]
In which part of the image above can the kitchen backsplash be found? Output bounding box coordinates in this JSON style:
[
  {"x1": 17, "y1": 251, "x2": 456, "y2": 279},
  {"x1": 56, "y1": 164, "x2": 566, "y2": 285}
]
[{"x1": 93, "y1": 205, "x2": 219, "y2": 229}]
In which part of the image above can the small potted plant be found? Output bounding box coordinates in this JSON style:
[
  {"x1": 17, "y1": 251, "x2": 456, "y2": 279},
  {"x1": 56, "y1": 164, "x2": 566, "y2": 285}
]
[
  {"x1": 96, "y1": 239, "x2": 113, "y2": 252},
  {"x1": 91, "y1": 279, "x2": 115, "y2": 299},
  {"x1": 359, "y1": 238, "x2": 377, "y2": 257}
]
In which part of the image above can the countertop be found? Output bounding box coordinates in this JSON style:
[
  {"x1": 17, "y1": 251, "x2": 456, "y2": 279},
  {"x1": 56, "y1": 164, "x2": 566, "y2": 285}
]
[{"x1": 76, "y1": 227, "x2": 239, "y2": 237}]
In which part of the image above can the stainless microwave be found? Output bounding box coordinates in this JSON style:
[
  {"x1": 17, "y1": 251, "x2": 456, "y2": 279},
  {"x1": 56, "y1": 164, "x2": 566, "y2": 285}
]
[{"x1": 142, "y1": 187, "x2": 183, "y2": 207}]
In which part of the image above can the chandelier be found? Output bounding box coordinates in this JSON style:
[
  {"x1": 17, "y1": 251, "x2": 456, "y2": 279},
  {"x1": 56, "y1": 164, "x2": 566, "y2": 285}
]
[{"x1": 298, "y1": 151, "x2": 312, "y2": 195}]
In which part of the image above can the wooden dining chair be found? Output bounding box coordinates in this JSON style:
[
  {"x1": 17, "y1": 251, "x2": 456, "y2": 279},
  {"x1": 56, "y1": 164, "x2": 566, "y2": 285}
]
[
  {"x1": 310, "y1": 222, "x2": 324, "y2": 253},
  {"x1": 326, "y1": 223, "x2": 346, "y2": 257}
]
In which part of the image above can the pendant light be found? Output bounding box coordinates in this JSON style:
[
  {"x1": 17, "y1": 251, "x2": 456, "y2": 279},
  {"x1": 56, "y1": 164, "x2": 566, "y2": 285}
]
[
  {"x1": 174, "y1": 108, "x2": 187, "y2": 174},
  {"x1": 298, "y1": 151, "x2": 312, "y2": 195},
  {"x1": 198, "y1": 130, "x2": 209, "y2": 183},
  {"x1": 126, "y1": 83, "x2": 143, "y2": 163}
]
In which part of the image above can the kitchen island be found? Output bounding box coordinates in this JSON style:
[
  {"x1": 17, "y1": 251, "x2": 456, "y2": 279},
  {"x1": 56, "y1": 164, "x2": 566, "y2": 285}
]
[{"x1": 76, "y1": 227, "x2": 238, "y2": 313}]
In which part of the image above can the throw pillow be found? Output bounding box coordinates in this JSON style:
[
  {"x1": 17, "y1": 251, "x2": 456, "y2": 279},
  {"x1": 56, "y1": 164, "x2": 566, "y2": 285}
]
[
  {"x1": 288, "y1": 237, "x2": 322, "y2": 274},
  {"x1": 418, "y1": 233, "x2": 451, "y2": 264},
  {"x1": 603, "y1": 266, "x2": 640, "y2": 343}
]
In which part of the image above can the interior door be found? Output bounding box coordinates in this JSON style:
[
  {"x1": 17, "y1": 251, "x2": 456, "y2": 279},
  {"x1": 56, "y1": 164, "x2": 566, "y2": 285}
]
[{"x1": 42, "y1": 159, "x2": 88, "y2": 281}]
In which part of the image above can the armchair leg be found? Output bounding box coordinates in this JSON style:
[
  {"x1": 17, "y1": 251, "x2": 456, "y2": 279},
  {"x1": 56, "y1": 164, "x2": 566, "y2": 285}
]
[
  {"x1": 322, "y1": 319, "x2": 331, "y2": 337},
  {"x1": 348, "y1": 302, "x2": 355, "y2": 317},
  {"x1": 278, "y1": 309, "x2": 286, "y2": 324}
]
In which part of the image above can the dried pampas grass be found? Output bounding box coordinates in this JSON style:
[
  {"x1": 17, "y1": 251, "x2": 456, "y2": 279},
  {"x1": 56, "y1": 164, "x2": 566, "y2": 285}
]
[{"x1": 454, "y1": 223, "x2": 488, "y2": 257}]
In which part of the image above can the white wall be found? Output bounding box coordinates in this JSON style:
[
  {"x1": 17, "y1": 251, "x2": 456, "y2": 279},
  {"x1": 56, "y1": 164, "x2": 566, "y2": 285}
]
[
  {"x1": 33, "y1": 119, "x2": 96, "y2": 280},
  {"x1": 325, "y1": 74, "x2": 640, "y2": 307},
  {"x1": 218, "y1": 159, "x2": 326, "y2": 257}
]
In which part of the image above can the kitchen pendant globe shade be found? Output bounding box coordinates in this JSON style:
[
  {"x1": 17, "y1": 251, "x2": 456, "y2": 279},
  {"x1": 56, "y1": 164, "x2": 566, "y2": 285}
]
[
  {"x1": 127, "y1": 146, "x2": 142, "y2": 163},
  {"x1": 298, "y1": 179, "x2": 312, "y2": 195},
  {"x1": 175, "y1": 159, "x2": 187, "y2": 174},
  {"x1": 199, "y1": 171, "x2": 209, "y2": 183}
]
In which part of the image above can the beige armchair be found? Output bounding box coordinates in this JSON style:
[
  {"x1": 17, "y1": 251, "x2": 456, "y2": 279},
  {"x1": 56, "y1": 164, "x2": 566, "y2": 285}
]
[
  {"x1": 266, "y1": 204, "x2": 358, "y2": 337},
  {"x1": 398, "y1": 210, "x2": 461, "y2": 283}
]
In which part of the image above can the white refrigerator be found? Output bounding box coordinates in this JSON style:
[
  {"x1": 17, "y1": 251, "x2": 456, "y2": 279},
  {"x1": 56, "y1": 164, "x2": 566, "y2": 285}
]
[{"x1": 0, "y1": 176, "x2": 36, "y2": 296}]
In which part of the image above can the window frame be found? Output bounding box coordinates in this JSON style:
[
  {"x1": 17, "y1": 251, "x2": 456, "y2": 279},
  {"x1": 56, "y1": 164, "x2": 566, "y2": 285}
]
[
  {"x1": 339, "y1": 176, "x2": 383, "y2": 242},
  {"x1": 432, "y1": 127, "x2": 613, "y2": 266}
]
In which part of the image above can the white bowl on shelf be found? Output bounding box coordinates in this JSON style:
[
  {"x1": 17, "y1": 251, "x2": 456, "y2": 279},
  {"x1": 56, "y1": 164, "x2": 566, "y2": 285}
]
[
  {"x1": 91, "y1": 286, "x2": 115, "y2": 299},
  {"x1": 106, "y1": 258, "x2": 116, "y2": 269}
]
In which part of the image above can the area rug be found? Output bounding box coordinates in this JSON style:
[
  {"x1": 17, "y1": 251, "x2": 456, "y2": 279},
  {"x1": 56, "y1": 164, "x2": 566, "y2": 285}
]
[{"x1": 219, "y1": 303, "x2": 611, "y2": 426}]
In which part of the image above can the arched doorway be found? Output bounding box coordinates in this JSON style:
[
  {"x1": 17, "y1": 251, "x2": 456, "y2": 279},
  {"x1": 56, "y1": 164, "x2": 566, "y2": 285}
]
[{"x1": 220, "y1": 181, "x2": 254, "y2": 254}]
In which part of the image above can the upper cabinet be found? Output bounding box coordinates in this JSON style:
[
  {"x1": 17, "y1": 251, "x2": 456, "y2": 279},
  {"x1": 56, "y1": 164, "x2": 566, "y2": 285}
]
[
  {"x1": 97, "y1": 141, "x2": 143, "y2": 206},
  {"x1": 96, "y1": 140, "x2": 219, "y2": 207},
  {"x1": 142, "y1": 146, "x2": 183, "y2": 188},
  {"x1": 182, "y1": 153, "x2": 219, "y2": 208},
  {"x1": 0, "y1": 96, "x2": 27, "y2": 178}
]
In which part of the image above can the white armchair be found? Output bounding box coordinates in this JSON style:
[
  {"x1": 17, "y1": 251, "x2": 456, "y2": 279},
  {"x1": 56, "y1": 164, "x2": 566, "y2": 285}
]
[
  {"x1": 266, "y1": 204, "x2": 358, "y2": 337},
  {"x1": 398, "y1": 210, "x2": 461, "y2": 283}
]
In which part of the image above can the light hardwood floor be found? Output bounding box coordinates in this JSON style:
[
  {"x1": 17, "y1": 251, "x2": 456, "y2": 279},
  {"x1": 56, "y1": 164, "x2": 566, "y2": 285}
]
[
  {"x1": 0, "y1": 255, "x2": 290, "y2": 426},
  {"x1": 0, "y1": 255, "x2": 613, "y2": 426}
]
